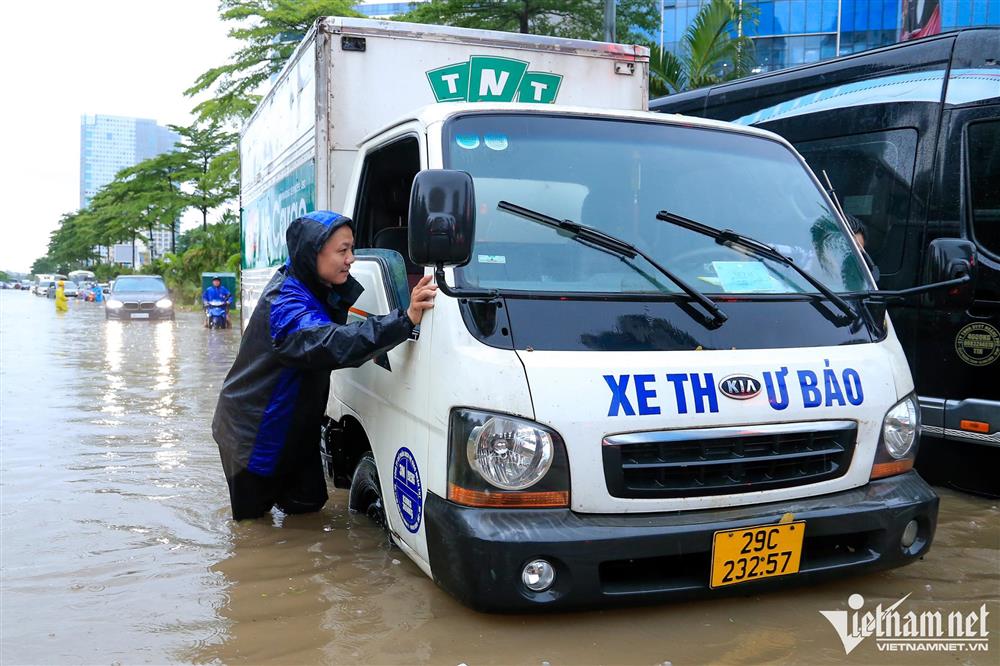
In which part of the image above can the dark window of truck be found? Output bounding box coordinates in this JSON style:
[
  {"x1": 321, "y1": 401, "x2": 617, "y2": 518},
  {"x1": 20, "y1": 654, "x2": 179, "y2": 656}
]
[
  {"x1": 793, "y1": 129, "x2": 918, "y2": 276},
  {"x1": 354, "y1": 136, "x2": 420, "y2": 245},
  {"x1": 966, "y1": 120, "x2": 1000, "y2": 257},
  {"x1": 353, "y1": 136, "x2": 422, "y2": 279}
]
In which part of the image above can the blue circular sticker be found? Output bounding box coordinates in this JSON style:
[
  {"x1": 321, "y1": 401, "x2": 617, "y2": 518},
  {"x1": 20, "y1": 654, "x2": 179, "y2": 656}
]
[{"x1": 392, "y1": 447, "x2": 422, "y2": 533}]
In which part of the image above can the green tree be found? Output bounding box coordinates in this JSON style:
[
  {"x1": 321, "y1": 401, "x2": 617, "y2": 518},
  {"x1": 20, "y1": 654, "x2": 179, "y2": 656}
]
[
  {"x1": 92, "y1": 263, "x2": 130, "y2": 282},
  {"x1": 186, "y1": 0, "x2": 361, "y2": 123},
  {"x1": 115, "y1": 154, "x2": 189, "y2": 259},
  {"x1": 30, "y1": 256, "x2": 57, "y2": 276},
  {"x1": 402, "y1": 0, "x2": 658, "y2": 43},
  {"x1": 157, "y1": 221, "x2": 242, "y2": 304},
  {"x1": 46, "y1": 210, "x2": 99, "y2": 270},
  {"x1": 648, "y1": 0, "x2": 757, "y2": 97},
  {"x1": 171, "y1": 122, "x2": 239, "y2": 231}
]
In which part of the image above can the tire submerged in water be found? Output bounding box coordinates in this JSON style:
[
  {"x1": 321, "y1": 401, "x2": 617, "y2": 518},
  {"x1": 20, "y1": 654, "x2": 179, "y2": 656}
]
[{"x1": 349, "y1": 452, "x2": 388, "y2": 531}]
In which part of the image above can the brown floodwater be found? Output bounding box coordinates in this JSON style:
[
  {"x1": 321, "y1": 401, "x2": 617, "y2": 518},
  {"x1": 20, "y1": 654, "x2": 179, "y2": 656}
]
[{"x1": 1, "y1": 290, "x2": 997, "y2": 665}]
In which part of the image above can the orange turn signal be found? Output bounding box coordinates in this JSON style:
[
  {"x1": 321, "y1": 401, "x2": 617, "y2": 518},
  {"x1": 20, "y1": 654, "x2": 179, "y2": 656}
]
[
  {"x1": 448, "y1": 483, "x2": 569, "y2": 508},
  {"x1": 960, "y1": 420, "x2": 990, "y2": 434},
  {"x1": 870, "y1": 459, "x2": 914, "y2": 480}
]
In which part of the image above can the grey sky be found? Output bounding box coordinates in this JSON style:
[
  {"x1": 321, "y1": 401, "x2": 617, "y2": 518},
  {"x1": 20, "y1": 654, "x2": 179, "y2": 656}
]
[{"x1": 0, "y1": 0, "x2": 237, "y2": 273}]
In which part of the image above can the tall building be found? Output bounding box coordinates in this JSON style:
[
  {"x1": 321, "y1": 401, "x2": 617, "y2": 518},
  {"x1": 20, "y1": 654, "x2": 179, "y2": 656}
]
[
  {"x1": 352, "y1": 1, "x2": 424, "y2": 18},
  {"x1": 79, "y1": 114, "x2": 179, "y2": 208},
  {"x1": 79, "y1": 114, "x2": 179, "y2": 266},
  {"x1": 660, "y1": 0, "x2": 1000, "y2": 73},
  {"x1": 148, "y1": 228, "x2": 178, "y2": 258}
]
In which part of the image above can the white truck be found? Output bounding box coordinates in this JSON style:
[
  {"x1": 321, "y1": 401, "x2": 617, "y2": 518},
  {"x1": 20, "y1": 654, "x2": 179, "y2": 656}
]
[{"x1": 240, "y1": 18, "x2": 937, "y2": 612}]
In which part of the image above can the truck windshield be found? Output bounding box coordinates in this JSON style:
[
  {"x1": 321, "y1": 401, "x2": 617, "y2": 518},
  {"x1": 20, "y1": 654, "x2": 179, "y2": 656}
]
[{"x1": 444, "y1": 114, "x2": 870, "y2": 295}]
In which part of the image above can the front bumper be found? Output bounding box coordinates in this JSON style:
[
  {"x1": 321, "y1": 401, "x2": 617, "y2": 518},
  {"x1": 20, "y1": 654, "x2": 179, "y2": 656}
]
[
  {"x1": 425, "y1": 471, "x2": 937, "y2": 612},
  {"x1": 106, "y1": 308, "x2": 173, "y2": 320}
]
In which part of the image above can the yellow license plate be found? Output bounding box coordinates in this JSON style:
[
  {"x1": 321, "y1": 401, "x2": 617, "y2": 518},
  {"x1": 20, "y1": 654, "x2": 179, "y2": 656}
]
[{"x1": 710, "y1": 521, "x2": 805, "y2": 588}]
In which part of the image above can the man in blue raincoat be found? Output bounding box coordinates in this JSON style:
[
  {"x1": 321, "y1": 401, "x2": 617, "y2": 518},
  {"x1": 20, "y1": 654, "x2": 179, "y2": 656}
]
[
  {"x1": 212, "y1": 211, "x2": 436, "y2": 520},
  {"x1": 202, "y1": 276, "x2": 232, "y2": 327},
  {"x1": 202, "y1": 276, "x2": 232, "y2": 307}
]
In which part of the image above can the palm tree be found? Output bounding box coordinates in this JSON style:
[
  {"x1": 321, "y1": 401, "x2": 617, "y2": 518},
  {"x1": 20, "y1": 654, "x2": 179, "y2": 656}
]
[{"x1": 650, "y1": 0, "x2": 758, "y2": 97}]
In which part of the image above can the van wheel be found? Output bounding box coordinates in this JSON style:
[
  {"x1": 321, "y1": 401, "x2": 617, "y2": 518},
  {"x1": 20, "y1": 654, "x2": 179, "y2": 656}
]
[{"x1": 349, "y1": 452, "x2": 387, "y2": 531}]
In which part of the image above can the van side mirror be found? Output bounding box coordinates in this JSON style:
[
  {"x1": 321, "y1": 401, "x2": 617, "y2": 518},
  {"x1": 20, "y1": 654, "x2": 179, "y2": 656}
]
[
  {"x1": 923, "y1": 238, "x2": 977, "y2": 309},
  {"x1": 408, "y1": 170, "x2": 475, "y2": 267}
]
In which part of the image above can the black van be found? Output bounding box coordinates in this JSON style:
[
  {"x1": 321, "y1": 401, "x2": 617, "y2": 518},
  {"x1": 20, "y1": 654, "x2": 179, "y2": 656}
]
[{"x1": 652, "y1": 29, "x2": 999, "y2": 495}]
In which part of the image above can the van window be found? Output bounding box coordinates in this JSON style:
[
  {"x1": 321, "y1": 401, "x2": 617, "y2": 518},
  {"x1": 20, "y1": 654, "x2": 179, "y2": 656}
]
[
  {"x1": 967, "y1": 120, "x2": 1000, "y2": 257},
  {"x1": 794, "y1": 129, "x2": 919, "y2": 275}
]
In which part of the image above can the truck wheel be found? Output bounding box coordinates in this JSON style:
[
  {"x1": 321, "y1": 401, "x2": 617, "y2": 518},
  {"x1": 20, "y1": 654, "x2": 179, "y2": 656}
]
[{"x1": 349, "y1": 452, "x2": 387, "y2": 531}]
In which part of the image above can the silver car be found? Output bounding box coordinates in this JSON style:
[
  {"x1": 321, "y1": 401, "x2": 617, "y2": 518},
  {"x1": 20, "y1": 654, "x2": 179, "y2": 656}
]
[{"x1": 105, "y1": 275, "x2": 174, "y2": 321}]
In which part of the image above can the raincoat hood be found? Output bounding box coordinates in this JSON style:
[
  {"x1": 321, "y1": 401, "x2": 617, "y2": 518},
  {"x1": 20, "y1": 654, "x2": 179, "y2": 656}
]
[{"x1": 285, "y1": 211, "x2": 363, "y2": 308}]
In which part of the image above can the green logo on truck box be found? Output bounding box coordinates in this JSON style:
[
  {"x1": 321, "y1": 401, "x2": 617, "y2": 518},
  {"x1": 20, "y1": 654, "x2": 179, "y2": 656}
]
[
  {"x1": 427, "y1": 56, "x2": 562, "y2": 104},
  {"x1": 242, "y1": 161, "x2": 315, "y2": 270}
]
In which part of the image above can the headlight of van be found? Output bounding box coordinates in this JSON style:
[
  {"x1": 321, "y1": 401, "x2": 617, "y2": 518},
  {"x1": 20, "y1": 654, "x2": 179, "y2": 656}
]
[
  {"x1": 871, "y1": 393, "x2": 920, "y2": 480},
  {"x1": 106, "y1": 299, "x2": 123, "y2": 309},
  {"x1": 449, "y1": 409, "x2": 569, "y2": 508}
]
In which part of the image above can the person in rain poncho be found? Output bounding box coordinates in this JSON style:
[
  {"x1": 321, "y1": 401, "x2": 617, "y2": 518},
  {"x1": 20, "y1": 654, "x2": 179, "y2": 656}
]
[
  {"x1": 212, "y1": 211, "x2": 436, "y2": 520},
  {"x1": 54, "y1": 280, "x2": 68, "y2": 313},
  {"x1": 202, "y1": 276, "x2": 232, "y2": 327}
]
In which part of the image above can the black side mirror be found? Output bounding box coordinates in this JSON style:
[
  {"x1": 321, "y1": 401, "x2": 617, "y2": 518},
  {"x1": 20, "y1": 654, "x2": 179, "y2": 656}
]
[
  {"x1": 408, "y1": 170, "x2": 475, "y2": 268},
  {"x1": 923, "y1": 238, "x2": 977, "y2": 309}
]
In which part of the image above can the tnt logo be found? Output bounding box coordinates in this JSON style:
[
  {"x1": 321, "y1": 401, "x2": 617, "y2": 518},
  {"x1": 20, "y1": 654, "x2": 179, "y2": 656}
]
[{"x1": 426, "y1": 56, "x2": 563, "y2": 103}]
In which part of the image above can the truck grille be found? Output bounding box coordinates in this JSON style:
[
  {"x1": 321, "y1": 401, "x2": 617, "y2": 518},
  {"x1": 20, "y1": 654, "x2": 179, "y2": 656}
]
[{"x1": 603, "y1": 422, "x2": 857, "y2": 498}]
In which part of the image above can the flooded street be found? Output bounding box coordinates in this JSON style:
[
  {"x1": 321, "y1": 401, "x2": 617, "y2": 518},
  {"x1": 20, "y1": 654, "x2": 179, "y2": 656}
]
[{"x1": 1, "y1": 289, "x2": 997, "y2": 665}]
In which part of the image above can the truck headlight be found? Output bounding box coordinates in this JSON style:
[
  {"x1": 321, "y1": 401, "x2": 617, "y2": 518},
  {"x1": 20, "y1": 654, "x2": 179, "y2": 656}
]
[
  {"x1": 106, "y1": 299, "x2": 123, "y2": 309},
  {"x1": 449, "y1": 409, "x2": 569, "y2": 507},
  {"x1": 156, "y1": 298, "x2": 172, "y2": 309},
  {"x1": 871, "y1": 393, "x2": 920, "y2": 480},
  {"x1": 882, "y1": 394, "x2": 919, "y2": 459},
  {"x1": 468, "y1": 416, "x2": 553, "y2": 490}
]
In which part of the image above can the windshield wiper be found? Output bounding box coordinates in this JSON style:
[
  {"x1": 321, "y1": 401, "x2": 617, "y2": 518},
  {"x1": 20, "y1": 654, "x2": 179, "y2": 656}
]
[
  {"x1": 655, "y1": 210, "x2": 859, "y2": 326},
  {"x1": 498, "y1": 201, "x2": 728, "y2": 328}
]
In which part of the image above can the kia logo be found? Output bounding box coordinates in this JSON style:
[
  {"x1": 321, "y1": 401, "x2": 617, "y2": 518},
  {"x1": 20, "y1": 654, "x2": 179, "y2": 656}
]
[{"x1": 719, "y1": 374, "x2": 762, "y2": 400}]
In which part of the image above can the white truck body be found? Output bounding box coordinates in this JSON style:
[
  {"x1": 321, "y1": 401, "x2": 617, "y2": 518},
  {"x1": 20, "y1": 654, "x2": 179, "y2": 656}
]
[
  {"x1": 240, "y1": 18, "x2": 647, "y2": 319},
  {"x1": 240, "y1": 19, "x2": 937, "y2": 612}
]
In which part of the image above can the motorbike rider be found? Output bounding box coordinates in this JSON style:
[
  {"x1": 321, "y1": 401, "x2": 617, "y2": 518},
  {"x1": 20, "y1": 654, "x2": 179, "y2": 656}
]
[
  {"x1": 203, "y1": 276, "x2": 232, "y2": 327},
  {"x1": 212, "y1": 211, "x2": 436, "y2": 520}
]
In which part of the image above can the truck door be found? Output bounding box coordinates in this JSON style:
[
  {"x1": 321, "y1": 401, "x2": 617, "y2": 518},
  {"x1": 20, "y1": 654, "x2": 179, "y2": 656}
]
[
  {"x1": 922, "y1": 105, "x2": 1000, "y2": 442},
  {"x1": 334, "y1": 131, "x2": 436, "y2": 562}
]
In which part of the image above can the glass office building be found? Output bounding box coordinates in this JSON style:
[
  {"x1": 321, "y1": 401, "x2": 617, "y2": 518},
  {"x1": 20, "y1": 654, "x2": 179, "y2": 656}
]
[
  {"x1": 353, "y1": 1, "x2": 422, "y2": 18},
  {"x1": 79, "y1": 114, "x2": 178, "y2": 209},
  {"x1": 79, "y1": 114, "x2": 179, "y2": 266},
  {"x1": 660, "y1": 1, "x2": 1000, "y2": 73}
]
